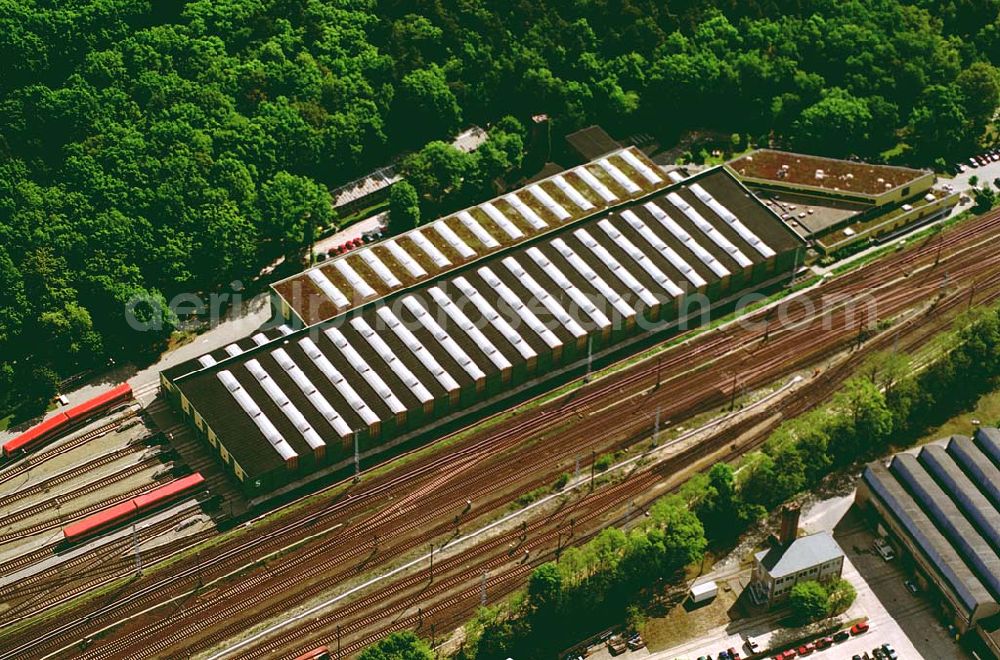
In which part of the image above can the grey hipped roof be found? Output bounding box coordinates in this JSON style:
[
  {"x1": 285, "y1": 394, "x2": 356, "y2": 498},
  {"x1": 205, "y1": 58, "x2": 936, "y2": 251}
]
[{"x1": 755, "y1": 531, "x2": 844, "y2": 578}]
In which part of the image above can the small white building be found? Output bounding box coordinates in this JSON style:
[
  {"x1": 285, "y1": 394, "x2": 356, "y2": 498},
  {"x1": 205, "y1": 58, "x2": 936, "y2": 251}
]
[{"x1": 689, "y1": 580, "x2": 718, "y2": 603}]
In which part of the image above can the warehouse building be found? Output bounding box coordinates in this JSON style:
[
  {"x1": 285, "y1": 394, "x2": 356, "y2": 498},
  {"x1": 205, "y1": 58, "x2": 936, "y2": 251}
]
[
  {"x1": 727, "y1": 150, "x2": 957, "y2": 254},
  {"x1": 162, "y1": 163, "x2": 803, "y2": 496},
  {"x1": 856, "y1": 429, "x2": 1000, "y2": 653},
  {"x1": 271, "y1": 146, "x2": 674, "y2": 327}
]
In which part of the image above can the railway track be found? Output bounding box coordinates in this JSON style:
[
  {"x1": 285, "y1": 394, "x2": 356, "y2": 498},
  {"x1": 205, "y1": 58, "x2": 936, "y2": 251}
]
[
  {"x1": 0, "y1": 515, "x2": 215, "y2": 630},
  {"x1": 254, "y1": 270, "x2": 1000, "y2": 660},
  {"x1": 0, "y1": 445, "x2": 146, "y2": 511},
  {"x1": 2, "y1": 209, "x2": 999, "y2": 660},
  {"x1": 0, "y1": 408, "x2": 141, "y2": 483},
  {"x1": 0, "y1": 467, "x2": 172, "y2": 545}
]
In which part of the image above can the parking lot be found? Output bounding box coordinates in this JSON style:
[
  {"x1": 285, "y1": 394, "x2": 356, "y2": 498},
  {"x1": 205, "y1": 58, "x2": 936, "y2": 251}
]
[{"x1": 832, "y1": 507, "x2": 968, "y2": 660}]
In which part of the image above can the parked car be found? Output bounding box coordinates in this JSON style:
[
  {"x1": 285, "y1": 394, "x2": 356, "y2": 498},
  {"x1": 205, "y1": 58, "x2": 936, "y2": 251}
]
[
  {"x1": 797, "y1": 642, "x2": 815, "y2": 656},
  {"x1": 833, "y1": 630, "x2": 851, "y2": 643},
  {"x1": 851, "y1": 621, "x2": 870, "y2": 635},
  {"x1": 815, "y1": 636, "x2": 834, "y2": 650},
  {"x1": 626, "y1": 634, "x2": 644, "y2": 651},
  {"x1": 607, "y1": 635, "x2": 627, "y2": 656},
  {"x1": 882, "y1": 643, "x2": 898, "y2": 659},
  {"x1": 904, "y1": 579, "x2": 920, "y2": 593},
  {"x1": 728, "y1": 647, "x2": 741, "y2": 660},
  {"x1": 745, "y1": 636, "x2": 761, "y2": 653},
  {"x1": 852, "y1": 655, "x2": 862, "y2": 660}
]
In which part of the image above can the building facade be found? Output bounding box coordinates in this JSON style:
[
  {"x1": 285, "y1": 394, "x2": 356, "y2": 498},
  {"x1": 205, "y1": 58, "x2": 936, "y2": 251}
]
[{"x1": 749, "y1": 531, "x2": 845, "y2": 606}]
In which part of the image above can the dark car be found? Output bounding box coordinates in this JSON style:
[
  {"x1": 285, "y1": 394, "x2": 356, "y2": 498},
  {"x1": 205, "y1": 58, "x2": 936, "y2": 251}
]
[
  {"x1": 905, "y1": 579, "x2": 919, "y2": 593},
  {"x1": 834, "y1": 630, "x2": 850, "y2": 643}
]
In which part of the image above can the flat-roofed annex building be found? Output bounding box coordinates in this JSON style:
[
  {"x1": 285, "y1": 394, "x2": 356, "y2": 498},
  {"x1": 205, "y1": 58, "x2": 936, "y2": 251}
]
[
  {"x1": 162, "y1": 165, "x2": 803, "y2": 495},
  {"x1": 856, "y1": 429, "x2": 1000, "y2": 643}
]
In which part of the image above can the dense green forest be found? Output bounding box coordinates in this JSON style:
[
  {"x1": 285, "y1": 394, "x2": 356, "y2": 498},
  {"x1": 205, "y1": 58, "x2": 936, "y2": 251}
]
[{"x1": 1, "y1": 0, "x2": 998, "y2": 417}]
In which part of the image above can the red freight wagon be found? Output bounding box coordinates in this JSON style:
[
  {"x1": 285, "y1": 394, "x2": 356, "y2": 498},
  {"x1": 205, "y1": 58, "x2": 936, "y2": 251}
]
[
  {"x1": 62, "y1": 472, "x2": 205, "y2": 543},
  {"x1": 64, "y1": 383, "x2": 132, "y2": 422},
  {"x1": 2, "y1": 383, "x2": 133, "y2": 458},
  {"x1": 62, "y1": 500, "x2": 139, "y2": 543},
  {"x1": 293, "y1": 646, "x2": 330, "y2": 660},
  {"x1": 132, "y1": 473, "x2": 205, "y2": 511},
  {"x1": 2, "y1": 412, "x2": 70, "y2": 456}
]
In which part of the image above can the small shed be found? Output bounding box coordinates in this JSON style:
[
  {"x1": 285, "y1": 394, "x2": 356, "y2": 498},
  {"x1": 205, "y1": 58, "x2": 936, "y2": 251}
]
[{"x1": 689, "y1": 580, "x2": 718, "y2": 603}]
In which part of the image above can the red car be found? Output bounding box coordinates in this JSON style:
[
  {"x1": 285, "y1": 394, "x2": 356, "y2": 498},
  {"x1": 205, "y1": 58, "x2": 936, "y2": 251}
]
[
  {"x1": 814, "y1": 636, "x2": 833, "y2": 650},
  {"x1": 797, "y1": 642, "x2": 815, "y2": 656},
  {"x1": 772, "y1": 651, "x2": 796, "y2": 660},
  {"x1": 851, "y1": 621, "x2": 870, "y2": 635}
]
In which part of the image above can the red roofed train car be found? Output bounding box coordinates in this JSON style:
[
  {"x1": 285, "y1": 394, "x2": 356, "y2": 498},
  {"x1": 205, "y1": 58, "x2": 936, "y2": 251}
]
[
  {"x1": 293, "y1": 646, "x2": 330, "y2": 660},
  {"x1": 1, "y1": 412, "x2": 70, "y2": 457},
  {"x1": 64, "y1": 383, "x2": 133, "y2": 422},
  {"x1": 62, "y1": 500, "x2": 139, "y2": 544},
  {"x1": 132, "y1": 473, "x2": 205, "y2": 511},
  {"x1": 62, "y1": 472, "x2": 205, "y2": 544},
  {"x1": 2, "y1": 383, "x2": 133, "y2": 459}
]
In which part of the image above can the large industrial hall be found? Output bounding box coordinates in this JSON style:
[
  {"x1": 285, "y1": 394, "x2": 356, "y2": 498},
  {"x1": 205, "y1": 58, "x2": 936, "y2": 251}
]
[{"x1": 162, "y1": 150, "x2": 804, "y2": 495}]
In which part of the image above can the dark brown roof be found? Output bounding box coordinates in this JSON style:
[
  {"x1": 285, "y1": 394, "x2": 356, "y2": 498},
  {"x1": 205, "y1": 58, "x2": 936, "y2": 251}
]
[{"x1": 729, "y1": 150, "x2": 929, "y2": 197}]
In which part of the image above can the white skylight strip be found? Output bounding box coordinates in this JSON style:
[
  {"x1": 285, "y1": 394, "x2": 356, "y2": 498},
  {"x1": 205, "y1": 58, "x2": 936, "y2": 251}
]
[
  {"x1": 350, "y1": 317, "x2": 433, "y2": 404},
  {"x1": 478, "y1": 267, "x2": 562, "y2": 350},
  {"x1": 552, "y1": 175, "x2": 594, "y2": 210},
  {"x1": 572, "y1": 228, "x2": 658, "y2": 307},
  {"x1": 598, "y1": 158, "x2": 641, "y2": 194},
  {"x1": 453, "y1": 276, "x2": 538, "y2": 361},
  {"x1": 334, "y1": 259, "x2": 378, "y2": 299},
  {"x1": 528, "y1": 185, "x2": 571, "y2": 221},
  {"x1": 644, "y1": 202, "x2": 731, "y2": 278},
  {"x1": 358, "y1": 249, "x2": 402, "y2": 288},
  {"x1": 525, "y1": 247, "x2": 611, "y2": 330},
  {"x1": 428, "y1": 287, "x2": 512, "y2": 372},
  {"x1": 298, "y1": 337, "x2": 379, "y2": 426},
  {"x1": 246, "y1": 359, "x2": 325, "y2": 450},
  {"x1": 224, "y1": 344, "x2": 243, "y2": 358},
  {"x1": 198, "y1": 354, "x2": 217, "y2": 368},
  {"x1": 503, "y1": 193, "x2": 547, "y2": 230},
  {"x1": 402, "y1": 297, "x2": 486, "y2": 382},
  {"x1": 457, "y1": 211, "x2": 500, "y2": 249},
  {"x1": 251, "y1": 333, "x2": 269, "y2": 346},
  {"x1": 324, "y1": 327, "x2": 406, "y2": 415},
  {"x1": 550, "y1": 239, "x2": 636, "y2": 319},
  {"x1": 665, "y1": 193, "x2": 753, "y2": 268},
  {"x1": 385, "y1": 239, "x2": 427, "y2": 279},
  {"x1": 573, "y1": 166, "x2": 617, "y2": 202},
  {"x1": 432, "y1": 222, "x2": 476, "y2": 259},
  {"x1": 308, "y1": 269, "x2": 350, "y2": 308},
  {"x1": 277, "y1": 325, "x2": 293, "y2": 336},
  {"x1": 411, "y1": 230, "x2": 451, "y2": 269},
  {"x1": 688, "y1": 183, "x2": 776, "y2": 259},
  {"x1": 377, "y1": 307, "x2": 460, "y2": 393},
  {"x1": 619, "y1": 210, "x2": 707, "y2": 288},
  {"x1": 272, "y1": 348, "x2": 352, "y2": 438},
  {"x1": 501, "y1": 257, "x2": 586, "y2": 339},
  {"x1": 481, "y1": 202, "x2": 524, "y2": 240},
  {"x1": 217, "y1": 370, "x2": 297, "y2": 461},
  {"x1": 597, "y1": 219, "x2": 683, "y2": 298},
  {"x1": 667, "y1": 171, "x2": 685, "y2": 183},
  {"x1": 619, "y1": 148, "x2": 662, "y2": 184}
]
